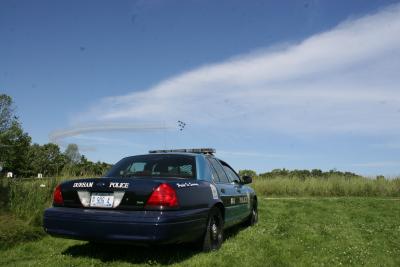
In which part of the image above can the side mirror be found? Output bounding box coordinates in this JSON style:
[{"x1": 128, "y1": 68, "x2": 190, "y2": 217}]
[{"x1": 241, "y1": 175, "x2": 252, "y2": 184}]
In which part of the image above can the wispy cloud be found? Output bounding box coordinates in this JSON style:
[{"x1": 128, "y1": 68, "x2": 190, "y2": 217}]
[
  {"x1": 77, "y1": 4, "x2": 400, "y2": 137},
  {"x1": 49, "y1": 122, "x2": 174, "y2": 146}
]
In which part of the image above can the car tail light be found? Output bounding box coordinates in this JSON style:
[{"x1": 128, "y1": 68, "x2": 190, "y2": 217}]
[
  {"x1": 53, "y1": 185, "x2": 64, "y2": 205},
  {"x1": 146, "y1": 183, "x2": 178, "y2": 208}
]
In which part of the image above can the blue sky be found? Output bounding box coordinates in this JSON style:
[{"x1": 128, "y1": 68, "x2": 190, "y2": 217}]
[{"x1": 1, "y1": 0, "x2": 400, "y2": 176}]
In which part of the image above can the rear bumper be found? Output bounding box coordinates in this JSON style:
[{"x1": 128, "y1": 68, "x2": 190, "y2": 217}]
[{"x1": 43, "y1": 207, "x2": 208, "y2": 244}]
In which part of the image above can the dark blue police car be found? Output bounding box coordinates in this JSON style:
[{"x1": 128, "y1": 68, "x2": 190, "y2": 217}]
[{"x1": 43, "y1": 148, "x2": 258, "y2": 251}]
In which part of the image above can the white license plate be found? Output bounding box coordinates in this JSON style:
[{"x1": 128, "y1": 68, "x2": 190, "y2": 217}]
[{"x1": 90, "y1": 193, "x2": 114, "y2": 208}]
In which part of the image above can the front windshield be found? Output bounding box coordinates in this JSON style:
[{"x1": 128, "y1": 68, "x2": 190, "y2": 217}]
[{"x1": 106, "y1": 154, "x2": 196, "y2": 179}]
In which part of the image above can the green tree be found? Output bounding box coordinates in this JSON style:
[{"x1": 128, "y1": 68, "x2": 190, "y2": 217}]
[
  {"x1": 0, "y1": 94, "x2": 15, "y2": 169},
  {"x1": 28, "y1": 143, "x2": 66, "y2": 177},
  {"x1": 238, "y1": 169, "x2": 257, "y2": 177},
  {"x1": 0, "y1": 121, "x2": 31, "y2": 176},
  {"x1": 311, "y1": 169, "x2": 323, "y2": 177},
  {"x1": 0, "y1": 95, "x2": 32, "y2": 176},
  {"x1": 0, "y1": 94, "x2": 17, "y2": 132},
  {"x1": 64, "y1": 144, "x2": 81, "y2": 164}
]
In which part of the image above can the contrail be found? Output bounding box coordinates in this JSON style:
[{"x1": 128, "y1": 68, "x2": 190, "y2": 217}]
[{"x1": 49, "y1": 122, "x2": 175, "y2": 144}]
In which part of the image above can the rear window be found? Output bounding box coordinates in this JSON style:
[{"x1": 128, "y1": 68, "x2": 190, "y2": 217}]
[
  {"x1": 106, "y1": 154, "x2": 196, "y2": 179},
  {"x1": 207, "y1": 158, "x2": 230, "y2": 183}
]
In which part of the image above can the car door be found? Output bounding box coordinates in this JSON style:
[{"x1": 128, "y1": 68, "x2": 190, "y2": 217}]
[
  {"x1": 220, "y1": 161, "x2": 252, "y2": 220},
  {"x1": 206, "y1": 157, "x2": 243, "y2": 227}
]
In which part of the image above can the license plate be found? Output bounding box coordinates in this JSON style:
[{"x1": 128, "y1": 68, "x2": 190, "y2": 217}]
[{"x1": 90, "y1": 193, "x2": 114, "y2": 208}]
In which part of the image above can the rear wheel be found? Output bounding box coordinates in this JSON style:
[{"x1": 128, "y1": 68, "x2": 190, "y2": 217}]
[{"x1": 201, "y1": 207, "x2": 224, "y2": 252}]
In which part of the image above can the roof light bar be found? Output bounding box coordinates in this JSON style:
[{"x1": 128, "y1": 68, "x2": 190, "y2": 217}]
[{"x1": 149, "y1": 148, "x2": 216, "y2": 155}]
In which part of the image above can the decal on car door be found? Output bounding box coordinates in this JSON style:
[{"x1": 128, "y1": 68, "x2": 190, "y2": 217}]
[{"x1": 210, "y1": 184, "x2": 219, "y2": 199}]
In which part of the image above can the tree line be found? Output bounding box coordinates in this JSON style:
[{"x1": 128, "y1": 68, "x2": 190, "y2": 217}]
[{"x1": 0, "y1": 94, "x2": 111, "y2": 178}]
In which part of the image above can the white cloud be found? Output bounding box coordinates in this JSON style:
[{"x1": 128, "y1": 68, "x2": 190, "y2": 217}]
[{"x1": 78, "y1": 3, "x2": 400, "y2": 136}]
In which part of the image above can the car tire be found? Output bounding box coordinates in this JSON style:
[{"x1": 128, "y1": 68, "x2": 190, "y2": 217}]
[
  {"x1": 244, "y1": 201, "x2": 258, "y2": 227},
  {"x1": 201, "y1": 207, "x2": 224, "y2": 252}
]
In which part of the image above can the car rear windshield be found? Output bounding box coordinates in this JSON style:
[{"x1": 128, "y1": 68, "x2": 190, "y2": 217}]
[{"x1": 105, "y1": 154, "x2": 196, "y2": 179}]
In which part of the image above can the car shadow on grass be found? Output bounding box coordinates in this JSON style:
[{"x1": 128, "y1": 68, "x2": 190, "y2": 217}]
[
  {"x1": 62, "y1": 226, "x2": 244, "y2": 265},
  {"x1": 62, "y1": 242, "x2": 198, "y2": 265}
]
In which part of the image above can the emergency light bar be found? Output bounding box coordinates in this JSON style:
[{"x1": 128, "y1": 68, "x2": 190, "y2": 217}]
[{"x1": 149, "y1": 148, "x2": 216, "y2": 155}]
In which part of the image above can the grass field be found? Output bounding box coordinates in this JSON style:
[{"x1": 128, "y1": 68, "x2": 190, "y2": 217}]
[
  {"x1": 253, "y1": 176, "x2": 400, "y2": 197},
  {"x1": 0, "y1": 197, "x2": 399, "y2": 267}
]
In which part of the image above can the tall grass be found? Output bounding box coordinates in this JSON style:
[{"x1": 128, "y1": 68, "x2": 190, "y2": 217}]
[
  {"x1": 0, "y1": 176, "x2": 97, "y2": 250},
  {"x1": 7, "y1": 178, "x2": 62, "y2": 225},
  {"x1": 3, "y1": 176, "x2": 99, "y2": 225},
  {"x1": 253, "y1": 175, "x2": 400, "y2": 197}
]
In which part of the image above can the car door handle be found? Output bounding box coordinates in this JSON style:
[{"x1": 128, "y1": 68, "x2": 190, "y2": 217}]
[{"x1": 220, "y1": 188, "x2": 225, "y2": 193}]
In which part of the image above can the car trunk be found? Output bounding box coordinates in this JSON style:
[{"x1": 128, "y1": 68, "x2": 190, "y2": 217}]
[{"x1": 58, "y1": 177, "x2": 183, "y2": 210}]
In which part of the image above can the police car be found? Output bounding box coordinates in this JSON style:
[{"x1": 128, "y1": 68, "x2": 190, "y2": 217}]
[{"x1": 43, "y1": 148, "x2": 258, "y2": 251}]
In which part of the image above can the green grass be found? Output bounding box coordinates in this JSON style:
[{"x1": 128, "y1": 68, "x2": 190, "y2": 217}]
[
  {"x1": 0, "y1": 176, "x2": 400, "y2": 266},
  {"x1": 0, "y1": 198, "x2": 399, "y2": 267},
  {"x1": 253, "y1": 176, "x2": 400, "y2": 197},
  {"x1": 0, "y1": 213, "x2": 45, "y2": 250},
  {"x1": 2, "y1": 177, "x2": 77, "y2": 226},
  {"x1": 8, "y1": 178, "x2": 61, "y2": 226}
]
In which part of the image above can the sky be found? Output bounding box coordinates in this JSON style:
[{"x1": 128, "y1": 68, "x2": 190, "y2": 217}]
[{"x1": 1, "y1": 0, "x2": 400, "y2": 176}]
